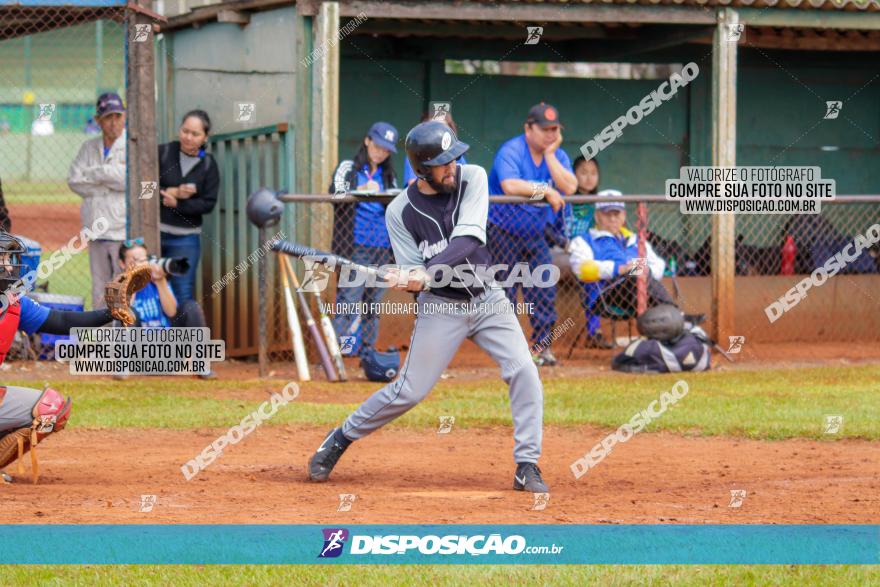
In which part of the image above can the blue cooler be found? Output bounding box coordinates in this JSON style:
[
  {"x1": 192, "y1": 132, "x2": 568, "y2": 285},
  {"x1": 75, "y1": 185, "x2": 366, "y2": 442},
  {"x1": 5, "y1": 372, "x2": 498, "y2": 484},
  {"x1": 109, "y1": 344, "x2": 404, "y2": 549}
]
[
  {"x1": 14, "y1": 234, "x2": 41, "y2": 278},
  {"x1": 27, "y1": 292, "x2": 85, "y2": 360}
]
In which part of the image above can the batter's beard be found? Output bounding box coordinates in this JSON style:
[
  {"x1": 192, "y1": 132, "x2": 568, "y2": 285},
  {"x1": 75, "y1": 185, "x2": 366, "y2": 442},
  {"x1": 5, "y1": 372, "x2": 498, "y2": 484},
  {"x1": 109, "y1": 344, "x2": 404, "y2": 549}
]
[{"x1": 425, "y1": 176, "x2": 458, "y2": 195}]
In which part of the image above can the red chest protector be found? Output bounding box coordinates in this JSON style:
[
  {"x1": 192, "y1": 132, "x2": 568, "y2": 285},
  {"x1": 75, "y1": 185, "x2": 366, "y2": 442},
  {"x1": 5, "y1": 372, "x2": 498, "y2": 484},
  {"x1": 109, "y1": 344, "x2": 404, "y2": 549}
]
[{"x1": 0, "y1": 301, "x2": 22, "y2": 366}]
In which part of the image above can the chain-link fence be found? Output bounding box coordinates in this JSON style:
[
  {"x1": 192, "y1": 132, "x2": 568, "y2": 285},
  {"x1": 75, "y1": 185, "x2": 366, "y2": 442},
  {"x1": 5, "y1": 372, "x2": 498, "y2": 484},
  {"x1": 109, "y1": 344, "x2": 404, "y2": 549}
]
[
  {"x1": 0, "y1": 5, "x2": 126, "y2": 358},
  {"x1": 267, "y1": 194, "x2": 879, "y2": 366}
]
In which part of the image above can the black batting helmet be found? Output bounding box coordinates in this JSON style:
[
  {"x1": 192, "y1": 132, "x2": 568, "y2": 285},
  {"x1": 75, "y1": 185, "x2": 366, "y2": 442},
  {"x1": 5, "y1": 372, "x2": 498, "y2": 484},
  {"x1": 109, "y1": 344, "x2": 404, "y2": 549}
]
[
  {"x1": 636, "y1": 304, "x2": 685, "y2": 343},
  {"x1": 246, "y1": 188, "x2": 284, "y2": 228},
  {"x1": 405, "y1": 120, "x2": 469, "y2": 180}
]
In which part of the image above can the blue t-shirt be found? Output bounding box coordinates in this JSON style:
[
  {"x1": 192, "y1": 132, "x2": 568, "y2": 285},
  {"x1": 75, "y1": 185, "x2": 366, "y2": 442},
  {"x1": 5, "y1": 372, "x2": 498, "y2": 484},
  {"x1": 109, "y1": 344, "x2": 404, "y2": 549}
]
[
  {"x1": 131, "y1": 282, "x2": 174, "y2": 328},
  {"x1": 18, "y1": 296, "x2": 51, "y2": 334},
  {"x1": 103, "y1": 146, "x2": 111, "y2": 158},
  {"x1": 403, "y1": 155, "x2": 467, "y2": 185},
  {"x1": 353, "y1": 164, "x2": 390, "y2": 248},
  {"x1": 487, "y1": 134, "x2": 573, "y2": 238}
]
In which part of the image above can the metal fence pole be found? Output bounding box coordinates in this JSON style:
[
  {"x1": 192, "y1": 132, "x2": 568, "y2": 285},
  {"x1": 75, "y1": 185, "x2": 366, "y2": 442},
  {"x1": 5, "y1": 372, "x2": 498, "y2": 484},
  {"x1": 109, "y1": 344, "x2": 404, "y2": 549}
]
[
  {"x1": 636, "y1": 202, "x2": 648, "y2": 315},
  {"x1": 258, "y1": 225, "x2": 269, "y2": 376}
]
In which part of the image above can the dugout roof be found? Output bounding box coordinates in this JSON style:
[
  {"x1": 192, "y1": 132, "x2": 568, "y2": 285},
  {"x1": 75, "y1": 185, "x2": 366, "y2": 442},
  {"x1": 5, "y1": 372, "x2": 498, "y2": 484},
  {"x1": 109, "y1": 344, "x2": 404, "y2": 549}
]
[
  {"x1": 0, "y1": 0, "x2": 165, "y2": 40},
  {"x1": 162, "y1": 0, "x2": 880, "y2": 52}
]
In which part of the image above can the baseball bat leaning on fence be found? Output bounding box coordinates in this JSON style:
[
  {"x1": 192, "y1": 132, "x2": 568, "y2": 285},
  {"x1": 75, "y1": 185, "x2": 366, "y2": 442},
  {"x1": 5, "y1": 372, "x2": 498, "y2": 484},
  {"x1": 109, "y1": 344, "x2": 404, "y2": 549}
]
[
  {"x1": 288, "y1": 256, "x2": 347, "y2": 381},
  {"x1": 278, "y1": 255, "x2": 310, "y2": 381},
  {"x1": 279, "y1": 255, "x2": 339, "y2": 382}
]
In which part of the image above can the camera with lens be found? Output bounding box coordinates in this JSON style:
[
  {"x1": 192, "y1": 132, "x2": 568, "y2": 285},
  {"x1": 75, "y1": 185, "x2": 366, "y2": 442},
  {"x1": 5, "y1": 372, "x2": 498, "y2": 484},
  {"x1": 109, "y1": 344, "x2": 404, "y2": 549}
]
[{"x1": 148, "y1": 255, "x2": 190, "y2": 277}]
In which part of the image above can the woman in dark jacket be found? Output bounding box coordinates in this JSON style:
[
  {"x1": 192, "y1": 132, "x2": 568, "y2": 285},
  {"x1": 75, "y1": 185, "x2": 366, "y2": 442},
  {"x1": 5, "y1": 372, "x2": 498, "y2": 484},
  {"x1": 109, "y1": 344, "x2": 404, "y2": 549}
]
[
  {"x1": 328, "y1": 122, "x2": 399, "y2": 357},
  {"x1": 158, "y1": 109, "x2": 220, "y2": 302}
]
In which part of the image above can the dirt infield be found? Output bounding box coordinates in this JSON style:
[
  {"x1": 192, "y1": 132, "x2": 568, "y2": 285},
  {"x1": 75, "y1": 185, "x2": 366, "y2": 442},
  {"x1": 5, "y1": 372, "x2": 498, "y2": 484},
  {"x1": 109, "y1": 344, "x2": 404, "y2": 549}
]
[
  {"x1": 7, "y1": 202, "x2": 82, "y2": 250},
  {"x1": 1, "y1": 426, "x2": 877, "y2": 525}
]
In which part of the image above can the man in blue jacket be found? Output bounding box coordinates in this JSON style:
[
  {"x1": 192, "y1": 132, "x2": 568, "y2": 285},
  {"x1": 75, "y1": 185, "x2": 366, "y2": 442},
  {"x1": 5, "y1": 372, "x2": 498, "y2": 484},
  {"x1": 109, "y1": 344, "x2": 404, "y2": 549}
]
[
  {"x1": 568, "y1": 191, "x2": 704, "y2": 326},
  {"x1": 488, "y1": 103, "x2": 576, "y2": 366}
]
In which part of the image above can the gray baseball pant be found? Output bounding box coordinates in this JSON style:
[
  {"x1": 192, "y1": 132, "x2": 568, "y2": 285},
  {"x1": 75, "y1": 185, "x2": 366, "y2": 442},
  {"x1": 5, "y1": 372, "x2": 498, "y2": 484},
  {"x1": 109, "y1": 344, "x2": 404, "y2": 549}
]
[
  {"x1": 88, "y1": 239, "x2": 123, "y2": 310},
  {"x1": 341, "y1": 288, "x2": 543, "y2": 464},
  {"x1": 0, "y1": 386, "x2": 41, "y2": 435}
]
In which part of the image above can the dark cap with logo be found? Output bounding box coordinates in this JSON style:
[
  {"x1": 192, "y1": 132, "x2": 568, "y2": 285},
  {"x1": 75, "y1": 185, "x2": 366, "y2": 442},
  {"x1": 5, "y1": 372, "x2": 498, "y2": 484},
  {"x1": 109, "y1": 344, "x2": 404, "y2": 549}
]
[
  {"x1": 96, "y1": 92, "x2": 125, "y2": 118},
  {"x1": 526, "y1": 102, "x2": 561, "y2": 128},
  {"x1": 367, "y1": 121, "x2": 399, "y2": 153}
]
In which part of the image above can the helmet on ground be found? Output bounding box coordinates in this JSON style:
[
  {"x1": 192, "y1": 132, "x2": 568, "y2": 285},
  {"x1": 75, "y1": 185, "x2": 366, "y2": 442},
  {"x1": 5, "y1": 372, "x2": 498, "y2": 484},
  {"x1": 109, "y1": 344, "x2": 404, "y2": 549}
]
[
  {"x1": 405, "y1": 120, "x2": 469, "y2": 180},
  {"x1": 636, "y1": 304, "x2": 685, "y2": 343}
]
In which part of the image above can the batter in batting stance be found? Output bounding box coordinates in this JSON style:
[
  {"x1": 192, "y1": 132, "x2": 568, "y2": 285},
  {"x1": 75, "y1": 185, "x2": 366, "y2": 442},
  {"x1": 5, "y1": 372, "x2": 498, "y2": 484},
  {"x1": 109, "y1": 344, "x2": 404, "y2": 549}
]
[{"x1": 308, "y1": 121, "x2": 548, "y2": 492}]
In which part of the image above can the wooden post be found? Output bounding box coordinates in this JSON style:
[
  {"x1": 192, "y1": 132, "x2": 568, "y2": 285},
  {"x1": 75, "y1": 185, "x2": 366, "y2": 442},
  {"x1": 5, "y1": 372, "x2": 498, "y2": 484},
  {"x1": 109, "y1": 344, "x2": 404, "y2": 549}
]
[
  {"x1": 126, "y1": 0, "x2": 160, "y2": 252},
  {"x1": 310, "y1": 1, "x2": 340, "y2": 252},
  {"x1": 710, "y1": 8, "x2": 738, "y2": 342}
]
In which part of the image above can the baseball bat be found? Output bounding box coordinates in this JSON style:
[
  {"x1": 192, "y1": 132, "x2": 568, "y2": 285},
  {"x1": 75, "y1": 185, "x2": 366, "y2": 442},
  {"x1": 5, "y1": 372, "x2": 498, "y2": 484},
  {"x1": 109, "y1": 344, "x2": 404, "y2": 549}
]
[
  {"x1": 714, "y1": 343, "x2": 735, "y2": 363},
  {"x1": 283, "y1": 257, "x2": 339, "y2": 382},
  {"x1": 272, "y1": 239, "x2": 394, "y2": 283},
  {"x1": 272, "y1": 239, "x2": 431, "y2": 292},
  {"x1": 278, "y1": 256, "x2": 310, "y2": 381},
  {"x1": 289, "y1": 256, "x2": 348, "y2": 381}
]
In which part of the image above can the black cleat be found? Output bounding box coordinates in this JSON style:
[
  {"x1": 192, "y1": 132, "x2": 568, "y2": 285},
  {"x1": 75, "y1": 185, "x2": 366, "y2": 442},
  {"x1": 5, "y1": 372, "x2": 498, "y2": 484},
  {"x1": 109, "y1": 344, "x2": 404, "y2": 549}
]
[
  {"x1": 513, "y1": 462, "x2": 549, "y2": 493},
  {"x1": 308, "y1": 428, "x2": 350, "y2": 482}
]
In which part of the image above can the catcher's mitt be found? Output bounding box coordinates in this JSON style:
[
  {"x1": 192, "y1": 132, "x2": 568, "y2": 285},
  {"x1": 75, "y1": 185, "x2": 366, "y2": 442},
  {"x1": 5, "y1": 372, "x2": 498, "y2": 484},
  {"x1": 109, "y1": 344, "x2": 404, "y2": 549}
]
[{"x1": 105, "y1": 264, "x2": 153, "y2": 325}]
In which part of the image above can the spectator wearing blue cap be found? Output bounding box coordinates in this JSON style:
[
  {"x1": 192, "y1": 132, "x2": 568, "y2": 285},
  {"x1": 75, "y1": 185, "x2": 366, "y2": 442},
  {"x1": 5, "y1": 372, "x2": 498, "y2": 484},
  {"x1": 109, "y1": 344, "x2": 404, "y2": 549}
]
[
  {"x1": 568, "y1": 190, "x2": 676, "y2": 320},
  {"x1": 329, "y1": 121, "x2": 399, "y2": 356},
  {"x1": 488, "y1": 103, "x2": 577, "y2": 366},
  {"x1": 67, "y1": 92, "x2": 127, "y2": 309}
]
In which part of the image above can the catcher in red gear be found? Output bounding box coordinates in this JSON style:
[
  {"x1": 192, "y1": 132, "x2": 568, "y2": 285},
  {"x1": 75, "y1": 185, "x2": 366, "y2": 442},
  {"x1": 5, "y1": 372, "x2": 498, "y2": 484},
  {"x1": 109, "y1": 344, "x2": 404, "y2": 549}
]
[{"x1": 0, "y1": 231, "x2": 149, "y2": 483}]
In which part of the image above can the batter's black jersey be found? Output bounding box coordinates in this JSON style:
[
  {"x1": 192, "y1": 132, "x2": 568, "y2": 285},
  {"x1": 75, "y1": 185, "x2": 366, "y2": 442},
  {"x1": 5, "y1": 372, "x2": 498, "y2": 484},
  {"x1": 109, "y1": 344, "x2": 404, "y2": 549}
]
[{"x1": 385, "y1": 164, "x2": 493, "y2": 301}]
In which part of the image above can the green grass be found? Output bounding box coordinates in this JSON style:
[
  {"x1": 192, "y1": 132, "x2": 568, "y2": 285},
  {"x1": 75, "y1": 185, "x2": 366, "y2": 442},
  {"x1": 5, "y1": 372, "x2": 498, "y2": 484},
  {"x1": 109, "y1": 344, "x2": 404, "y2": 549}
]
[
  {"x1": 0, "y1": 564, "x2": 877, "y2": 586},
  {"x1": 4, "y1": 180, "x2": 81, "y2": 204},
  {"x1": 37, "y1": 246, "x2": 93, "y2": 307},
  {"x1": 17, "y1": 364, "x2": 880, "y2": 439}
]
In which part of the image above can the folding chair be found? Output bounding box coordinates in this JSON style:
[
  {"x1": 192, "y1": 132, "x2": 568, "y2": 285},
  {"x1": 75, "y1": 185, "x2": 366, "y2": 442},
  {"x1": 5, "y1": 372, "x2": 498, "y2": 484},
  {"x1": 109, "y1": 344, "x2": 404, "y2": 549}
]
[{"x1": 567, "y1": 273, "x2": 682, "y2": 358}]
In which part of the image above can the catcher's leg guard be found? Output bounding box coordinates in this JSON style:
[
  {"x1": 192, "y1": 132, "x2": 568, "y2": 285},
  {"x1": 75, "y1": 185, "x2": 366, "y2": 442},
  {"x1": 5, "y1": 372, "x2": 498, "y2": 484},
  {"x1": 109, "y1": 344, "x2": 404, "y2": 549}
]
[{"x1": 0, "y1": 385, "x2": 72, "y2": 483}]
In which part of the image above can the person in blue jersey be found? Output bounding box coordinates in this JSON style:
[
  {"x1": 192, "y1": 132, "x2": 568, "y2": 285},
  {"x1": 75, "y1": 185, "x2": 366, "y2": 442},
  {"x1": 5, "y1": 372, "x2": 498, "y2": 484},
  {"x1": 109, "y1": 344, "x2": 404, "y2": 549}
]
[
  {"x1": 117, "y1": 239, "x2": 210, "y2": 330},
  {"x1": 117, "y1": 239, "x2": 179, "y2": 329},
  {"x1": 116, "y1": 239, "x2": 214, "y2": 379},
  {"x1": 329, "y1": 122, "x2": 399, "y2": 357},
  {"x1": 403, "y1": 112, "x2": 466, "y2": 186},
  {"x1": 487, "y1": 103, "x2": 576, "y2": 367},
  {"x1": 0, "y1": 232, "x2": 115, "y2": 481}
]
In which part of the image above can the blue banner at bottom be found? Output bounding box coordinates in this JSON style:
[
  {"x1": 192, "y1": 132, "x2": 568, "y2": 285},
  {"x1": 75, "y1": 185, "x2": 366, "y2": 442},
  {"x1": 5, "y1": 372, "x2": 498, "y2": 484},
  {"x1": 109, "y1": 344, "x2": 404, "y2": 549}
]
[{"x1": 1, "y1": 525, "x2": 877, "y2": 564}]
